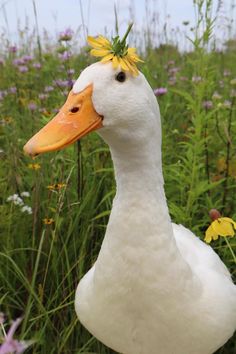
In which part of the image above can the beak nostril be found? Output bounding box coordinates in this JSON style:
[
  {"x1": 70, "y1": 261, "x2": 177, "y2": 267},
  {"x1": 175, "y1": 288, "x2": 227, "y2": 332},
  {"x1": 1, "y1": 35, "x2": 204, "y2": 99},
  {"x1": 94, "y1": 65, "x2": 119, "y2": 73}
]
[{"x1": 70, "y1": 107, "x2": 80, "y2": 113}]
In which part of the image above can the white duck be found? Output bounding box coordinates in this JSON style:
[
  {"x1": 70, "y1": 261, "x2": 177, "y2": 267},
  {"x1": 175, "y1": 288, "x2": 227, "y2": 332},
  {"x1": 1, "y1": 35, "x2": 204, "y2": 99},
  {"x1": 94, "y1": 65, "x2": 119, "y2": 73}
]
[{"x1": 24, "y1": 61, "x2": 236, "y2": 354}]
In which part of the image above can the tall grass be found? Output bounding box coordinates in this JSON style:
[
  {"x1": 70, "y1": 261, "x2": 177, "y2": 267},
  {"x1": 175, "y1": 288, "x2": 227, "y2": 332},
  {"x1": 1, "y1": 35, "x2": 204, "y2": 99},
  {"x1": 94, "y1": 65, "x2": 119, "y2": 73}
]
[{"x1": 0, "y1": 0, "x2": 236, "y2": 353}]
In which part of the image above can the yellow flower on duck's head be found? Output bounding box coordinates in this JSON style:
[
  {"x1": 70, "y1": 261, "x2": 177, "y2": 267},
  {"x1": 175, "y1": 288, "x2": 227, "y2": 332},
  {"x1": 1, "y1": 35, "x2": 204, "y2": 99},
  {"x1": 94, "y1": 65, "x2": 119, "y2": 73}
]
[
  {"x1": 204, "y1": 209, "x2": 236, "y2": 243},
  {"x1": 87, "y1": 23, "x2": 143, "y2": 76}
]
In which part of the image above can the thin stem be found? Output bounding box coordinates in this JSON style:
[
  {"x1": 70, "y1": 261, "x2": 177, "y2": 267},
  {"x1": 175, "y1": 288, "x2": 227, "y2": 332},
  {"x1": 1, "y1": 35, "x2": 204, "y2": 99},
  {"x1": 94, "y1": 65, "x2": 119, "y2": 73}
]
[
  {"x1": 224, "y1": 237, "x2": 236, "y2": 264},
  {"x1": 222, "y1": 97, "x2": 235, "y2": 209}
]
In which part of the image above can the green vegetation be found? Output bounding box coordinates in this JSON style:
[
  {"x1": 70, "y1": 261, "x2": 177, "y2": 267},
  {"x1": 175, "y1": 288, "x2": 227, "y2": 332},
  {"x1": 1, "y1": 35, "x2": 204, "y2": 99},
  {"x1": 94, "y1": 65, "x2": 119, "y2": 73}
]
[{"x1": 0, "y1": 0, "x2": 236, "y2": 352}]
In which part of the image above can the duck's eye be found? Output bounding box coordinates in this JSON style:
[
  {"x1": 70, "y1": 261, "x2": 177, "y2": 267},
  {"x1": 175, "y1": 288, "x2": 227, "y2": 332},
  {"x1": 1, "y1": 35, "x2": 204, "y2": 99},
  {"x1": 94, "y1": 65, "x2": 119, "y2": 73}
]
[
  {"x1": 116, "y1": 72, "x2": 126, "y2": 83},
  {"x1": 70, "y1": 107, "x2": 80, "y2": 113}
]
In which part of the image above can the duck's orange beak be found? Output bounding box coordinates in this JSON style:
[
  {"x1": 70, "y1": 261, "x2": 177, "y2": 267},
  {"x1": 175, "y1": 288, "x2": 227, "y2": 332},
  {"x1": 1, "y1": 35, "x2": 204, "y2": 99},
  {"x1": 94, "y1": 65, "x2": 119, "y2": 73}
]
[{"x1": 23, "y1": 84, "x2": 103, "y2": 157}]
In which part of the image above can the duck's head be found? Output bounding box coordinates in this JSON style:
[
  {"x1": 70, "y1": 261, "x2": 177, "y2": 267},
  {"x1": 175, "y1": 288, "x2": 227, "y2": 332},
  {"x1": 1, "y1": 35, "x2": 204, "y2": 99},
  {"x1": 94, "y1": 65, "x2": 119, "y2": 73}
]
[{"x1": 24, "y1": 62, "x2": 161, "y2": 157}]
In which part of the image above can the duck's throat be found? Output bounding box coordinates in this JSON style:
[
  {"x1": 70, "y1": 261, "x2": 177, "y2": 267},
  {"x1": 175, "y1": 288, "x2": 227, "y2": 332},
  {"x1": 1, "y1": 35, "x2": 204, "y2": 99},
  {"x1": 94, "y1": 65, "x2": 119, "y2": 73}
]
[{"x1": 107, "y1": 136, "x2": 175, "y2": 245}]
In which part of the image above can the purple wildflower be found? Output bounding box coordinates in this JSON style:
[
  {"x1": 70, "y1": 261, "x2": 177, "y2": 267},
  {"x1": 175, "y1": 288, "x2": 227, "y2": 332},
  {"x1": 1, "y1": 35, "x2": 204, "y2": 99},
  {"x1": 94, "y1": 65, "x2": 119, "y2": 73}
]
[
  {"x1": 179, "y1": 76, "x2": 188, "y2": 81},
  {"x1": 18, "y1": 66, "x2": 28, "y2": 73},
  {"x1": 0, "y1": 318, "x2": 32, "y2": 354},
  {"x1": 202, "y1": 100, "x2": 213, "y2": 110},
  {"x1": 167, "y1": 60, "x2": 175, "y2": 66},
  {"x1": 13, "y1": 58, "x2": 25, "y2": 66},
  {"x1": 59, "y1": 28, "x2": 74, "y2": 41},
  {"x1": 44, "y1": 86, "x2": 54, "y2": 93},
  {"x1": 53, "y1": 79, "x2": 70, "y2": 88},
  {"x1": 67, "y1": 68, "x2": 75, "y2": 76},
  {"x1": 9, "y1": 87, "x2": 17, "y2": 94},
  {"x1": 0, "y1": 91, "x2": 7, "y2": 101},
  {"x1": 154, "y1": 87, "x2": 168, "y2": 96},
  {"x1": 38, "y1": 93, "x2": 48, "y2": 100},
  {"x1": 9, "y1": 45, "x2": 17, "y2": 53},
  {"x1": 168, "y1": 67, "x2": 179, "y2": 75},
  {"x1": 32, "y1": 62, "x2": 42, "y2": 69},
  {"x1": 0, "y1": 58, "x2": 4, "y2": 65},
  {"x1": 28, "y1": 102, "x2": 37, "y2": 111},
  {"x1": 58, "y1": 51, "x2": 72, "y2": 62},
  {"x1": 22, "y1": 55, "x2": 33, "y2": 63}
]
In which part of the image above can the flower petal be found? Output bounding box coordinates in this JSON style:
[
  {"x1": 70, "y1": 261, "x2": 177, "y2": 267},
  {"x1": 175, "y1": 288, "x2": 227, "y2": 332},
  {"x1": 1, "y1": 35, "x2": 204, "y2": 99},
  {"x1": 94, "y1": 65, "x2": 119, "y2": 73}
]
[
  {"x1": 212, "y1": 218, "x2": 235, "y2": 237},
  {"x1": 112, "y1": 55, "x2": 120, "y2": 69},
  {"x1": 204, "y1": 223, "x2": 219, "y2": 243},
  {"x1": 90, "y1": 49, "x2": 110, "y2": 57},
  {"x1": 221, "y1": 217, "x2": 236, "y2": 230},
  {"x1": 100, "y1": 53, "x2": 114, "y2": 63}
]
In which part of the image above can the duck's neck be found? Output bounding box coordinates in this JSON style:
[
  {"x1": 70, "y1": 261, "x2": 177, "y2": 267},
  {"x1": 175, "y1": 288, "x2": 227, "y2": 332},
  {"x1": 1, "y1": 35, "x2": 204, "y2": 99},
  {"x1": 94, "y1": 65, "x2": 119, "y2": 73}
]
[{"x1": 103, "y1": 128, "x2": 175, "y2": 245}]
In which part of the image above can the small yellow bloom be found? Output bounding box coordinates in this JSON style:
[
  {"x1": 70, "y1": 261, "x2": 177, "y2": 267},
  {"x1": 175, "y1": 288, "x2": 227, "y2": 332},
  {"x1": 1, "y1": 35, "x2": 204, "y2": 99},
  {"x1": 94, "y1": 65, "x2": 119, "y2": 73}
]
[
  {"x1": 43, "y1": 218, "x2": 54, "y2": 225},
  {"x1": 87, "y1": 24, "x2": 143, "y2": 76},
  {"x1": 47, "y1": 183, "x2": 66, "y2": 191},
  {"x1": 28, "y1": 163, "x2": 41, "y2": 170},
  {"x1": 204, "y1": 216, "x2": 236, "y2": 243}
]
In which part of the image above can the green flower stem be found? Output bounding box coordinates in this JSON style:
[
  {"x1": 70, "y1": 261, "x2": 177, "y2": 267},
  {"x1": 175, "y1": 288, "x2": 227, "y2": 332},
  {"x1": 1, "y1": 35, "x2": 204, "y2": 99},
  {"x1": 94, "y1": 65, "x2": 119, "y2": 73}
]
[{"x1": 224, "y1": 237, "x2": 236, "y2": 264}]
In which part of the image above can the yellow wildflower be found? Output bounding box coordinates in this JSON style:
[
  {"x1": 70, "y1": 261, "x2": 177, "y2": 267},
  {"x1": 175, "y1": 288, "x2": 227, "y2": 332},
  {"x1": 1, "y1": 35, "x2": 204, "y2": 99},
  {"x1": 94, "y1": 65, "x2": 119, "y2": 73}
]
[
  {"x1": 43, "y1": 218, "x2": 54, "y2": 225},
  {"x1": 47, "y1": 183, "x2": 67, "y2": 191},
  {"x1": 28, "y1": 163, "x2": 41, "y2": 170},
  {"x1": 87, "y1": 23, "x2": 143, "y2": 76},
  {"x1": 204, "y1": 209, "x2": 236, "y2": 243}
]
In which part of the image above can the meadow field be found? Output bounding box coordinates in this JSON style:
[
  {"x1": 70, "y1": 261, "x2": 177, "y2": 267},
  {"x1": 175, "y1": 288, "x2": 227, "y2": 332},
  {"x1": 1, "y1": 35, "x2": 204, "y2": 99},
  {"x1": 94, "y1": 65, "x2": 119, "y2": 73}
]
[{"x1": 0, "y1": 0, "x2": 236, "y2": 353}]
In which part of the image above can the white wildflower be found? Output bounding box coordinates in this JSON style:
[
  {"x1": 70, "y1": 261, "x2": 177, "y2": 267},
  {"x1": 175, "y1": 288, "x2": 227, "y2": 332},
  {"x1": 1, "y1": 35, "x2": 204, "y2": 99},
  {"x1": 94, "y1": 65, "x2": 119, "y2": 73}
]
[
  {"x1": 6, "y1": 194, "x2": 24, "y2": 206},
  {"x1": 20, "y1": 191, "x2": 30, "y2": 198},
  {"x1": 21, "y1": 206, "x2": 32, "y2": 215}
]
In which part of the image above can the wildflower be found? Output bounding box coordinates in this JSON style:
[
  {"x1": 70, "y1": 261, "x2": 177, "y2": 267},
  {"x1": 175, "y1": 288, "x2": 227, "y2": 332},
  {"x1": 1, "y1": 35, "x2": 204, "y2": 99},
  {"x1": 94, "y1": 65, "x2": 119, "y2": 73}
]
[
  {"x1": 13, "y1": 58, "x2": 24, "y2": 66},
  {"x1": 28, "y1": 102, "x2": 37, "y2": 111},
  {"x1": 43, "y1": 218, "x2": 54, "y2": 225},
  {"x1": 44, "y1": 86, "x2": 54, "y2": 93},
  {"x1": 67, "y1": 68, "x2": 75, "y2": 76},
  {"x1": 7, "y1": 194, "x2": 24, "y2": 206},
  {"x1": 21, "y1": 206, "x2": 32, "y2": 215},
  {"x1": 204, "y1": 209, "x2": 236, "y2": 243},
  {"x1": 58, "y1": 51, "x2": 72, "y2": 61},
  {"x1": 202, "y1": 100, "x2": 213, "y2": 110},
  {"x1": 212, "y1": 92, "x2": 222, "y2": 100},
  {"x1": 28, "y1": 163, "x2": 41, "y2": 170},
  {"x1": 192, "y1": 76, "x2": 202, "y2": 83},
  {"x1": 59, "y1": 28, "x2": 74, "y2": 41},
  {"x1": 223, "y1": 69, "x2": 231, "y2": 77},
  {"x1": 87, "y1": 24, "x2": 143, "y2": 76},
  {"x1": 47, "y1": 183, "x2": 66, "y2": 191},
  {"x1": 222, "y1": 100, "x2": 231, "y2": 109},
  {"x1": 179, "y1": 76, "x2": 188, "y2": 81},
  {"x1": 22, "y1": 55, "x2": 33, "y2": 63},
  {"x1": 168, "y1": 67, "x2": 179, "y2": 75},
  {"x1": 9, "y1": 45, "x2": 17, "y2": 53},
  {"x1": 8, "y1": 87, "x2": 17, "y2": 94},
  {"x1": 154, "y1": 87, "x2": 168, "y2": 96},
  {"x1": 0, "y1": 58, "x2": 4, "y2": 65},
  {"x1": 0, "y1": 317, "x2": 33, "y2": 354},
  {"x1": 32, "y1": 62, "x2": 42, "y2": 69},
  {"x1": 53, "y1": 79, "x2": 69, "y2": 88},
  {"x1": 20, "y1": 191, "x2": 30, "y2": 198},
  {"x1": 18, "y1": 66, "x2": 28, "y2": 73},
  {"x1": 38, "y1": 93, "x2": 48, "y2": 101}
]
